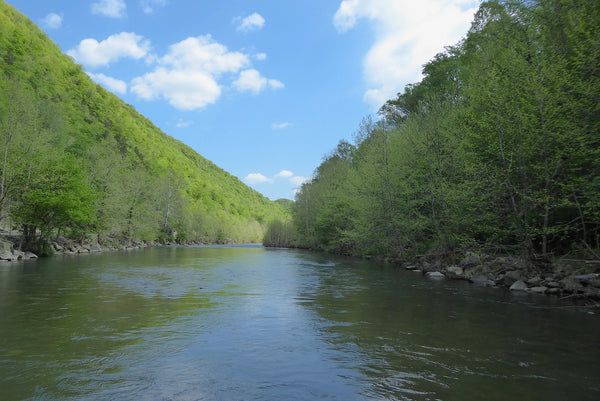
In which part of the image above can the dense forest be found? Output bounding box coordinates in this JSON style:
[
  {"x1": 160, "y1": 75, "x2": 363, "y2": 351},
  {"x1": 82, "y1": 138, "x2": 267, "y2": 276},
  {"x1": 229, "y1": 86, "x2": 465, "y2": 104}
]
[
  {"x1": 0, "y1": 1, "x2": 287, "y2": 254},
  {"x1": 265, "y1": 0, "x2": 599, "y2": 263}
]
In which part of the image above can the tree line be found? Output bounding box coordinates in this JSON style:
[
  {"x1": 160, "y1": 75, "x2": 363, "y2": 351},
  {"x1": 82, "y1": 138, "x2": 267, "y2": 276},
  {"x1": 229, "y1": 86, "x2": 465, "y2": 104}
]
[{"x1": 265, "y1": 0, "x2": 600, "y2": 262}]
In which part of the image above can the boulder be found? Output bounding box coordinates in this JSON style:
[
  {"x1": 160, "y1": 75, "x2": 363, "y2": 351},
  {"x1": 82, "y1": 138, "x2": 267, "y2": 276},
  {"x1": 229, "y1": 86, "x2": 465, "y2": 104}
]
[
  {"x1": 528, "y1": 286, "x2": 548, "y2": 294},
  {"x1": 23, "y1": 251, "x2": 38, "y2": 259},
  {"x1": 503, "y1": 270, "x2": 522, "y2": 286},
  {"x1": 12, "y1": 250, "x2": 24, "y2": 260},
  {"x1": 560, "y1": 276, "x2": 583, "y2": 292},
  {"x1": 426, "y1": 271, "x2": 445, "y2": 279},
  {"x1": 89, "y1": 244, "x2": 103, "y2": 253},
  {"x1": 509, "y1": 280, "x2": 528, "y2": 291},
  {"x1": 460, "y1": 254, "x2": 481, "y2": 268},
  {"x1": 471, "y1": 275, "x2": 495, "y2": 287},
  {"x1": 0, "y1": 252, "x2": 13, "y2": 261},
  {"x1": 445, "y1": 265, "x2": 464, "y2": 279}
]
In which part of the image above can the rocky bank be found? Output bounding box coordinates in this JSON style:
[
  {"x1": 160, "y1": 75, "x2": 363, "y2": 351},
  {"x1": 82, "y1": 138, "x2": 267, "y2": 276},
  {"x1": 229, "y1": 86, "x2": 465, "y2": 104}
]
[{"x1": 403, "y1": 252, "x2": 600, "y2": 303}]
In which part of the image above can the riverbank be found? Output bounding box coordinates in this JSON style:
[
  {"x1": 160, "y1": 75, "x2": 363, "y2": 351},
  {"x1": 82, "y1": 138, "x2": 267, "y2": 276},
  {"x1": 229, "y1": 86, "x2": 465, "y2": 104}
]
[{"x1": 397, "y1": 252, "x2": 600, "y2": 304}]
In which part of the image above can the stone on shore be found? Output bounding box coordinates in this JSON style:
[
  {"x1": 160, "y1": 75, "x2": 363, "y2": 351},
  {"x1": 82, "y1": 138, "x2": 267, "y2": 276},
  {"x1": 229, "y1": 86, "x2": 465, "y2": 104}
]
[
  {"x1": 426, "y1": 271, "x2": 445, "y2": 279},
  {"x1": 509, "y1": 280, "x2": 528, "y2": 291}
]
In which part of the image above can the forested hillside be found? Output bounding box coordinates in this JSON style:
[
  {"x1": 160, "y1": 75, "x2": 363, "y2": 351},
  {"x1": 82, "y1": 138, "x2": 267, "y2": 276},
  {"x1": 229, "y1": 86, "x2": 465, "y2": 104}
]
[
  {"x1": 268, "y1": 0, "x2": 599, "y2": 262},
  {"x1": 0, "y1": 1, "x2": 286, "y2": 254}
]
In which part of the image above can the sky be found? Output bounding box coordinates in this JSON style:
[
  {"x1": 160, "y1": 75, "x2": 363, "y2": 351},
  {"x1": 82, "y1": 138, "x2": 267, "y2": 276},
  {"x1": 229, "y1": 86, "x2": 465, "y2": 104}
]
[{"x1": 6, "y1": 0, "x2": 480, "y2": 200}]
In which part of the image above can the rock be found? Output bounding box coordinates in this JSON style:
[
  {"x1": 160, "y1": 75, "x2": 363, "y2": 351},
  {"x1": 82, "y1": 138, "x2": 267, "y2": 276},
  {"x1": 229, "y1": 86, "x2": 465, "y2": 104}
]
[
  {"x1": 471, "y1": 275, "x2": 495, "y2": 287},
  {"x1": 560, "y1": 276, "x2": 583, "y2": 292},
  {"x1": 546, "y1": 281, "x2": 560, "y2": 288},
  {"x1": 0, "y1": 240, "x2": 13, "y2": 254},
  {"x1": 446, "y1": 266, "x2": 464, "y2": 278},
  {"x1": 89, "y1": 244, "x2": 103, "y2": 253},
  {"x1": 503, "y1": 270, "x2": 522, "y2": 286},
  {"x1": 23, "y1": 251, "x2": 38, "y2": 259},
  {"x1": 526, "y1": 276, "x2": 542, "y2": 286},
  {"x1": 460, "y1": 254, "x2": 481, "y2": 268},
  {"x1": 426, "y1": 271, "x2": 445, "y2": 279},
  {"x1": 0, "y1": 252, "x2": 13, "y2": 261},
  {"x1": 528, "y1": 286, "x2": 548, "y2": 294},
  {"x1": 510, "y1": 280, "x2": 528, "y2": 291},
  {"x1": 12, "y1": 250, "x2": 24, "y2": 260}
]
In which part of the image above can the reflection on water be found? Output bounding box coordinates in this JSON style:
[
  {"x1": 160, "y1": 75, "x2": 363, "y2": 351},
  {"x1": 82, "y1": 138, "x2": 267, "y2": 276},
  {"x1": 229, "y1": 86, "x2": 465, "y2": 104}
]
[{"x1": 0, "y1": 246, "x2": 598, "y2": 400}]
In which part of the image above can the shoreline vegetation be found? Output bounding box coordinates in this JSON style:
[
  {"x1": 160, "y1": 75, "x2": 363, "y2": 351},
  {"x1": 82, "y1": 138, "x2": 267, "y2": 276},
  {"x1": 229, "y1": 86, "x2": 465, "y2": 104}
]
[{"x1": 263, "y1": 0, "x2": 600, "y2": 306}]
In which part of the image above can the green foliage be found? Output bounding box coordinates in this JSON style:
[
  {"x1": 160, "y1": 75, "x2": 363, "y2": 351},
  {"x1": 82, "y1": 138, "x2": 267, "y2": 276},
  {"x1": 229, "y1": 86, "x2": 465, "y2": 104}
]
[
  {"x1": 0, "y1": 1, "x2": 287, "y2": 248},
  {"x1": 262, "y1": 218, "x2": 298, "y2": 248},
  {"x1": 292, "y1": 0, "x2": 600, "y2": 260}
]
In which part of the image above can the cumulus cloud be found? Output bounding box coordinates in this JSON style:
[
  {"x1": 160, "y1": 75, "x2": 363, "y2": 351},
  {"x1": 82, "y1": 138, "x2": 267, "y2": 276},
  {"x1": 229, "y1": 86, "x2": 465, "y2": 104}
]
[
  {"x1": 130, "y1": 35, "x2": 251, "y2": 110},
  {"x1": 271, "y1": 122, "x2": 292, "y2": 130},
  {"x1": 244, "y1": 170, "x2": 306, "y2": 187},
  {"x1": 254, "y1": 52, "x2": 267, "y2": 61},
  {"x1": 244, "y1": 173, "x2": 272, "y2": 184},
  {"x1": 334, "y1": 0, "x2": 478, "y2": 109},
  {"x1": 67, "y1": 32, "x2": 151, "y2": 68},
  {"x1": 42, "y1": 13, "x2": 62, "y2": 29},
  {"x1": 275, "y1": 170, "x2": 294, "y2": 179},
  {"x1": 91, "y1": 0, "x2": 127, "y2": 18},
  {"x1": 233, "y1": 69, "x2": 284, "y2": 94},
  {"x1": 141, "y1": 0, "x2": 169, "y2": 14},
  {"x1": 234, "y1": 13, "x2": 266, "y2": 32},
  {"x1": 87, "y1": 72, "x2": 127, "y2": 94}
]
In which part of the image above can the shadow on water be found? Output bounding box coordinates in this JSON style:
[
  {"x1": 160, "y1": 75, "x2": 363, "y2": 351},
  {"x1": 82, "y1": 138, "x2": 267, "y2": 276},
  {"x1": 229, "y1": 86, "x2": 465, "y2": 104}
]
[{"x1": 0, "y1": 246, "x2": 598, "y2": 400}]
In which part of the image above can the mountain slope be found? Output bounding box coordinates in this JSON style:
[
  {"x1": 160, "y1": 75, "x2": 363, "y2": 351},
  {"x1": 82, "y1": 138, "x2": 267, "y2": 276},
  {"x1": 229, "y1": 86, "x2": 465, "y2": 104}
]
[{"x1": 0, "y1": 0, "x2": 286, "y2": 248}]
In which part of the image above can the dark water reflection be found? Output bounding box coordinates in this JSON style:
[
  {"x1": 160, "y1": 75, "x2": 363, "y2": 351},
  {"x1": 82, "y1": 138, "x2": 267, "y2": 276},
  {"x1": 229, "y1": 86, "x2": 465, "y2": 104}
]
[{"x1": 0, "y1": 246, "x2": 598, "y2": 400}]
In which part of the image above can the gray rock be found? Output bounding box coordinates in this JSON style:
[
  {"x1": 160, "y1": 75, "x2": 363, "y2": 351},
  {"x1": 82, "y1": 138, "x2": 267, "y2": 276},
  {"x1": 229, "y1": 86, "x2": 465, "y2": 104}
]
[
  {"x1": 528, "y1": 286, "x2": 548, "y2": 294},
  {"x1": 460, "y1": 254, "x2": 481, "y2": 268},
  {"x1": 0, "y1": 240, "x2": 13, "y2": 254},
  {"x1": 503, "y1": 270, "x2": 522, "y2": 286},
  {"x1": 560, "y1": 276, "x2": 583, "y2": 292},
  {"x1": 426, "y1": 271, "x2": 445, "y2": 279},
  {"x1": 89, "y1": 244, "x2": 103, "y2": 253},
  {"x1": 510, "y1": 280, "x2": 528, "y2": 291},
  {"x1": 446, "y1": 265, "x2": 464, "y2": 278},
  {"x1": 471, "y1": 275, "x2": 495, "y2": 287},
  {"x1": 526, "y1": 276, "x2": 542, "y2": 285},
  {"x1": 0, "y1": 252, "x2": 13, "y2": 261},
  {"x1": 12, "y1": 250, "x2": 24, "y2": 260},
  {"x1": 23, "y1": 251, "x2": 38, "y2": 259}
]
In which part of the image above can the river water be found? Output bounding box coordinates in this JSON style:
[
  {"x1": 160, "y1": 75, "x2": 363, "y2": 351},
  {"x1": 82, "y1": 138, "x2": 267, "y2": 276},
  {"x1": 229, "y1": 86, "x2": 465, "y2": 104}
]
[{"x1": 0, "y1": 245, "x2": 598, "y2": 400}]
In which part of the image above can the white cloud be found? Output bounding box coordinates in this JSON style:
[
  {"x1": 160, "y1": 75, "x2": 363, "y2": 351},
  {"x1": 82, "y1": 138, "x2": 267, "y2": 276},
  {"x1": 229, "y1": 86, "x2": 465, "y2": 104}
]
[
  {"x1": 91, "y1": 0, "x2": 127, "y2": 18},
  {"x1": 234, "y1": 13, "x2": 266, "y2": 32},
  {"x1": 176, "y1": 119, "x2": 193, "y2": 128},
  {"x1": 141, "y1": 0, "x2": 169, "y2": 14},
  {"x1": 334, "y1": 0, "x2": 478, "y2": 109},
  {"x1": 275, "y1": 170, "x2": 294, "y2": 179},
  {"x1": 290, "y1": 176, "x2": 307, "y2": 186},
  {"x1": 271, "y1": 122, "x2": 292, "y2": 130},
  {"x1": 243, "y1": 170, "x2": 306, "y2": 188},
  {"x1": 131, "y1": 35, "x2": 251, "y2": 110},
  {"x1": 233, "y1": 69, "x2": 284, "y2": 94},
  {"x1": 42, "y1": 13, "x2": 62, "y2": 29},
  {"x1": 87, "y1": 72, "x2": 127, "y2": 94},
  {"x1": 254, "y1": 52, "x2": 267, "y2": 61},
  {"x1": 244, "y1": 173, "x2": 272, "y2": 184},
  {"x1": 67, "y1": 32, "x2": 151, "y2": 68}
]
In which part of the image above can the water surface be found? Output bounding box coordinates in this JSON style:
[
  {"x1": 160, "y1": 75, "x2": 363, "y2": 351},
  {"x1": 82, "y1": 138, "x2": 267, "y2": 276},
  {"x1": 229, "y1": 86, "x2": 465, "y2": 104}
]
[{"x1": 1, "y1": 245, "x2": 598, "y2": 400}]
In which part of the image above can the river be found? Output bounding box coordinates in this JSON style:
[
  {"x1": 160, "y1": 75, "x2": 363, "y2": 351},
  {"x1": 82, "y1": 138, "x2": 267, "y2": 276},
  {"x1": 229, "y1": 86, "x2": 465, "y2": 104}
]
[{"x1": 0, "y1": 245, "x2": 598, "y2": 400}]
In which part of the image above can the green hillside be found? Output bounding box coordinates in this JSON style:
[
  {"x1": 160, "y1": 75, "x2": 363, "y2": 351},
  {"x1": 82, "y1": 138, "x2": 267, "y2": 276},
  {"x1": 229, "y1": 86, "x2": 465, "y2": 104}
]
[{"x1": 0, "y1": 1, "x2": 286, "y2": 252}]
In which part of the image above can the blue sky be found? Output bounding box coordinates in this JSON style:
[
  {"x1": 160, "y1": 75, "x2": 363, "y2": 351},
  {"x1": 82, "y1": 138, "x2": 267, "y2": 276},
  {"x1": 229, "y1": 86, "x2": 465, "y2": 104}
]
[{"x1": 6, "y1": 0, "x2": 479, "y2": 200}]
